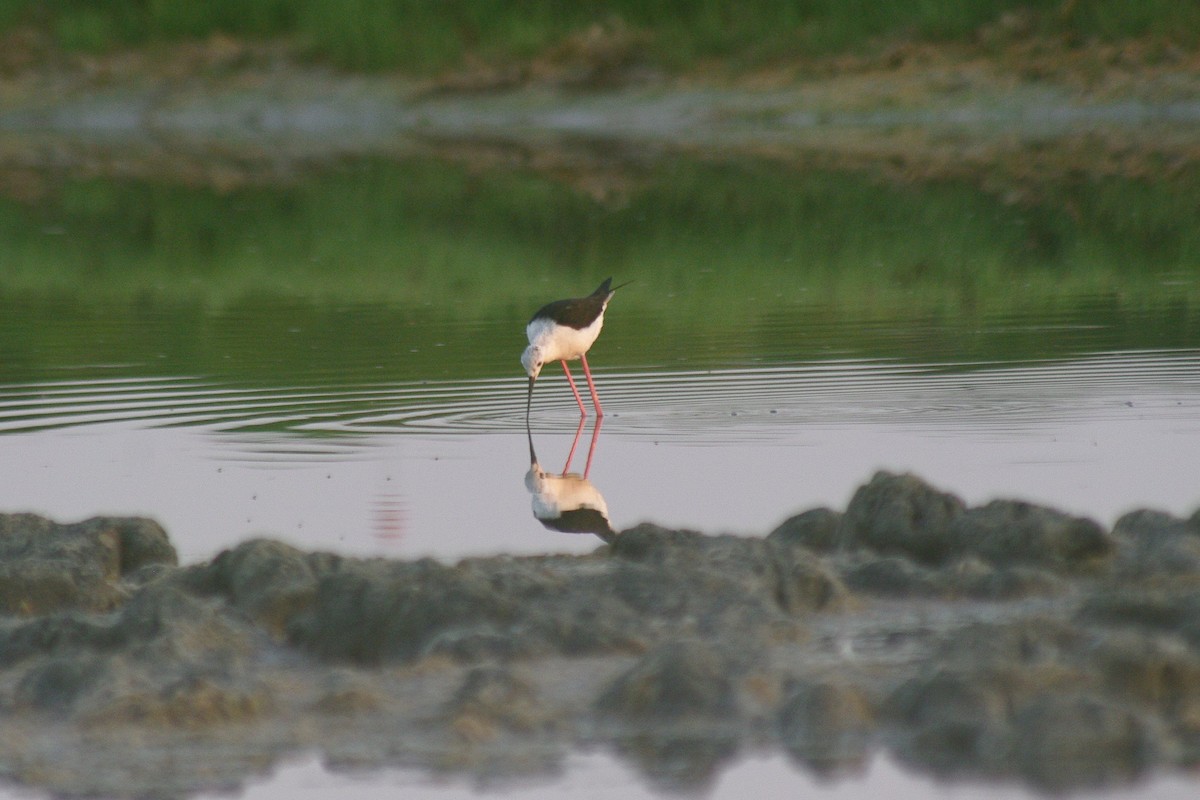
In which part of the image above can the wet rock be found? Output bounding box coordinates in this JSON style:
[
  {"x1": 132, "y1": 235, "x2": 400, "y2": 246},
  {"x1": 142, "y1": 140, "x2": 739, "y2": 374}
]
[
  {"x1": 771, "y1": 548, "x2": 848, "y2": 612},
  {"x1": 956, "y1": 564, "x2": 1064, "y2": 599},
  {"x1": 843, "y1": 555, "x2": 942, "y2": 597},
  {"x1": 840, "y1": 471, "x2": 966, "y2": 564},
  {"x1": 1077, "y1": 589, "x2": 1200, "y2": 647},
  {"x1": 768, "y1": 507, "x2": 843, "y2": 552},
  {"x1": 289, "y1": 554, "x2": 657, "y2": 665},
  {"x1": 0, "y1": 513, "x2": 176, "y2": 614},
  {"x1": 444, "y1": 666, "x2": 555, "y2": 739},
  {"x1": 933, "y1": 617, "x2": 1085, "y2": 670},
  {"x1": 1112, "y1": 509, "x2": 1200, "y2": 576},
  {"x1": 5, "y1": 478, "x2": 1200, "y2": 799},
  {"x1": 1117, "y1": 509, "x2": 1200, "y2": 539},
  {"x1": 778, "y1": 680, "x2": 875, "y2": 774},
  {"x1": 1092, "y1": 631, "x2": 1200, "y2": 715},
  {"x1": 611, "y1": 733, "x2": 740, "y2": 793},
  {"x1": 288, "y1": 558, "x2": 528, "y2": 665},
  {"x1": 948, "y1": 500, "x2": 1113, "y2": 571},
  {"x1": 92, "y1": 675, "x2": 273, "y2": 728},
  {"x1": 185, "y1": 538, "x2": 336, "y2": 635},
  {"x1": 609, "y1": 524, "x2": 833, "y2": 638},
  {"x1": 1010, "y1": 694, "x2": 1160, "y2": 791},
  {"x1": 886, "y1": 669, "x2": 1011, "y2": 775},
  {"x1": 609, "y1": 523, "x2": 707, "y2": 562},
  {"x1": 309, "y1": 670, "x2": 384, "y2": 715},
  {"x1": 13, "y1": 654, "x2": 112, "y2": 714},
  {"x1": 594, "y1": 640, "x2": 742, "y2": 721}
]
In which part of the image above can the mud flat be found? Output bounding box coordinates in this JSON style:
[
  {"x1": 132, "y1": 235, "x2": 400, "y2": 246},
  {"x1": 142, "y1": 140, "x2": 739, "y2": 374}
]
[
  {"x1": 1, "y1": 470, "x2": 1200, "y2": 797},
  {"x1": 2, "y1": 48, "x2": 1200, "y2": 193}
]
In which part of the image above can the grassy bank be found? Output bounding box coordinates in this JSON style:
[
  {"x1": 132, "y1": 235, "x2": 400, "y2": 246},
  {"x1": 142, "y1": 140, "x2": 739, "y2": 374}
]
[
  {"x1": 2, "y1": 155, "x2": 1197, "y2": 315},
  {"x1": 4, "y1": 0, "x2": 1199, "y2": 72},
  {"x1": 1, "y1": 154, "x2": 1198, "y2": 384}
]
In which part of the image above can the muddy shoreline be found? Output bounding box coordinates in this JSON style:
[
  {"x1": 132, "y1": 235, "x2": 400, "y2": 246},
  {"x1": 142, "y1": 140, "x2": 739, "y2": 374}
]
[
  {"x1": 3, "y1": 44, "x2": 1200, "y2": 197},
  {"x1": 2, "y1": 470, "x2": 1199, "y2": 797}
]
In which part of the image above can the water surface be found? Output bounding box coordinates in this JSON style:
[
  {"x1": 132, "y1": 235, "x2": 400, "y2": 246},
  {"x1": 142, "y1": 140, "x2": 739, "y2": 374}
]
[{"x1": 1, "y1": 157, "x2": 1198, "y2": 563}]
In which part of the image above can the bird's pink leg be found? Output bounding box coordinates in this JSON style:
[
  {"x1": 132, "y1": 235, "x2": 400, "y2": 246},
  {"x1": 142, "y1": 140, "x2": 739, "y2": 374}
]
[
  {"x1": 560, "y1": 360, "x2": 588, "y2": 416},
  {"x1": 580, "y1": 353, "x2": 604, "y2": 417},
  {"x1": 583, "y1": 416, "x2": 603, "y2": 478},
  {"x1": 562, "y1": 415, "x2": 586, "y2": 473}
]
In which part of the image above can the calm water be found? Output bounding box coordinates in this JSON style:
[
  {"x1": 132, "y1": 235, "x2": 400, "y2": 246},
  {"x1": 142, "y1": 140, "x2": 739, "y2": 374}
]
[{"x1": 1, "y1": 154, "x2": 1199, "y2": 798}]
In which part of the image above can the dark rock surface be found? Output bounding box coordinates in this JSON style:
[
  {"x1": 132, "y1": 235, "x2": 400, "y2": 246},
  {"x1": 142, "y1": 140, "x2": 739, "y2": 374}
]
[
  {"x1": 1, "y1": 471, "x2": 1199, "y2": 798},
  {"x1": 0, "y1": 515, "x2": 175, "y2": 614}
]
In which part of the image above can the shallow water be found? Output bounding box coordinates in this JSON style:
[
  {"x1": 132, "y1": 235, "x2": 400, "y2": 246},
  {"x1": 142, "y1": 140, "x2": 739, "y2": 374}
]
[
  {"x1": 197, "y1": 752, "x2": 1200, "y2": 800},
  {"x1": 1, "y1": 274, "x2": 1198, "y2": 565},
  {"x1": 1, "y1": 153, "x2": 1199, "y2": 798},
  {"x1": 1, "y1": 343, "x2": 1198, "y2": 564}
]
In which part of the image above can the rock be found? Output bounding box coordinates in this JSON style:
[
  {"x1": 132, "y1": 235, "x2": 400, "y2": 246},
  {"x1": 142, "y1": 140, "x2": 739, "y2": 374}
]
[
  {"x1": 594, "y1": 640, "x2": 741, "y2": 721},
  {"x1": 771, "y1": 548, "x2": 848, "y2": 612},
  {"x1": 93, "y1": 676, "x2": 273, "y2": 727},
  {"x1": 1116, "y1": 509, "x2": 1200, "y2": 539},
  {"x1": 444, "y1": 666, "x2": 555, "y2": 738},
  {"x1": 97, "y1": 517, "x2": 178, "y2": 575},
  {"x1": 1113, "y1": 509, "x2": 1200, "y2": 576},
  {"x1": 778, "y1": 680, "x2": 875, "y2": 774},
  {"x1": 843, "y1": 555, "x2": 941, "y2": 597},
  {"x1": 287, "y1": 558, "x2": 526, "y2": 665},
  {"x1": 840, "y1": 471, "x2": 966, "y2": 564},
  {"x1": 309, "y1": 670, "x2": 383, "y2": 715},
  {"x1": 948, "y1": 500, "x2": 1112, "y2": 571},
  {"x1": 1010, "y1": 694, "x2": 1160, "y2": 791},
  {"x1": 951, "y1": 563, "x2": 1064, "y2": 599},
  {"x1": 4, "y1": 483, "x2": 1200, "y2": 799},
  {"x1": 1077, "y1": 589, "x2": 1200, "y2": 646},
  {"x1": 185, "y1": 538, "x2": 335, "y2": 635},
  {"x1": 0, "y1": 513, "x2": 176, "y2": 615},
  {"x1": 1092, "y1": 631, "x2": 1200, "y2": 714},
  {"x1": 932, "y1": 617, "x2": 1085, "y2": 670},
  {"x1": 610, "y1": 733, "x2": 740, "y2": 793},
  {"x1": 767, "y1": 508, "x2": 843, "y2": 552},
  {"x1": 609, "y1": 523, "x2": 708, "y2": 561},
  {"x1": 13, "y1": 654, "x2": 111, "y2": 714},
  {"x1": 886, "y1": 670, "x2": 1011, "y2": 773}
]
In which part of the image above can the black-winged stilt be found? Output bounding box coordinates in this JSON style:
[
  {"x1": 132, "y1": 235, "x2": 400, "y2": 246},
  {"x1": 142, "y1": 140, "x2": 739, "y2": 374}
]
[
  {"x1": 522, "y1": 277, "x2": 628, "y2": 419},
  {"x1": 525, "y1": 418, "x2": 614, "y2": 542}
]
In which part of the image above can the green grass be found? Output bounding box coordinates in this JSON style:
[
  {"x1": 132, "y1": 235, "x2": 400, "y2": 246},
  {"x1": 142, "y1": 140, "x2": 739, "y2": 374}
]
[
  {"x1": 3, "y1": 155, "x2": 1198, "y2": 315},
  {"x1": 1, "y1": 155, "x2": 1199, "y2": 385},
  {"x1": 3, "y1": 0, "x2": 1198, "y2": 72}
]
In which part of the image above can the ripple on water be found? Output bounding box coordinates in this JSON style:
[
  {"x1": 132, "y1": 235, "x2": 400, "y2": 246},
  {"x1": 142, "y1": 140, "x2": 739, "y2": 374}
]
[{"x1": 0, "y1": 350, "x2": 1196, "y2": 452}]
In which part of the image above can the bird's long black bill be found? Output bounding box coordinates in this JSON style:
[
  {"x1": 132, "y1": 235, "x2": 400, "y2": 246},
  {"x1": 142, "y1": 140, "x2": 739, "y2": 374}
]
[{"x1": 526, "y1": 375, "x2": 535, "y2": 423}]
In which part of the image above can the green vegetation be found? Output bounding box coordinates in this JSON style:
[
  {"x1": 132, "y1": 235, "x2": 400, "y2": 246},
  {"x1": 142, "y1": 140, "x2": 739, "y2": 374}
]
[
  {"x1": 4, "y1": 0, "x2": 1199, "y2": 72},
  {"x1": 4, "y1": 157, "x2": 1199, "y2": 312},
  {"x1": 1, "y1": 156, "x2": 1197, "y2": 385}
]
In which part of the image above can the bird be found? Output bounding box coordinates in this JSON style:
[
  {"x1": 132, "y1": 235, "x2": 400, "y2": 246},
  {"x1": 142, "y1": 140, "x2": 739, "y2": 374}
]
[
  {"x1": 525, "y1": 420, "x2": 615, "y2": 543},
  {"x1": 522, "y1": 277, "x2": 628, "y2": 420}
]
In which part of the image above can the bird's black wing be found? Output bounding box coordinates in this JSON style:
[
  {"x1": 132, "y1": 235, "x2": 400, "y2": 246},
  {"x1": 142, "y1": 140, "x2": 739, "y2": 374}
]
[{"x1": 529, "y1": 293, "x2": 608, "y2": 330}]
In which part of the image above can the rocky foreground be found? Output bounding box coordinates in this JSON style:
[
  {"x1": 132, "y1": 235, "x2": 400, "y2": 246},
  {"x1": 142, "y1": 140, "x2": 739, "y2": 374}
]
[{"x1": 2, "y1": 471, "x2": 1200, "y2": 797}]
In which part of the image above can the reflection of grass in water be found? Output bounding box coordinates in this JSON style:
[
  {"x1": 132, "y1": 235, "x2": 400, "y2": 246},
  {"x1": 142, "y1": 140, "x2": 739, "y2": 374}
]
[
  {"x1": 18, "y1": 1, "x2": 1200, "y2": 71},
  {"x1": 4, "y1": 158, "x2": 1197, "y2": 321}
]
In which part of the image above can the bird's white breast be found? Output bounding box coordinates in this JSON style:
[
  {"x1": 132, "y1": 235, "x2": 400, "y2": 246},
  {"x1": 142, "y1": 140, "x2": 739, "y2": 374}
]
[
  {"x1": 526, "y1": 466, "x2": 610, "y2": 521},
  {"x1": 526, "y1": 311, "x2": 605, "y2": 363}
]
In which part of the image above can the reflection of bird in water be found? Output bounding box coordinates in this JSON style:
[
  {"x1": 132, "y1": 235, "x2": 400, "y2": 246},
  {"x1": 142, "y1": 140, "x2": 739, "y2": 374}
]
[
  {"x1": 525, "y1": 418, "x2": 615, "y2": 543},
  {"x1": 522, "y1": 277, "x2": 629, "y2": 420}
]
